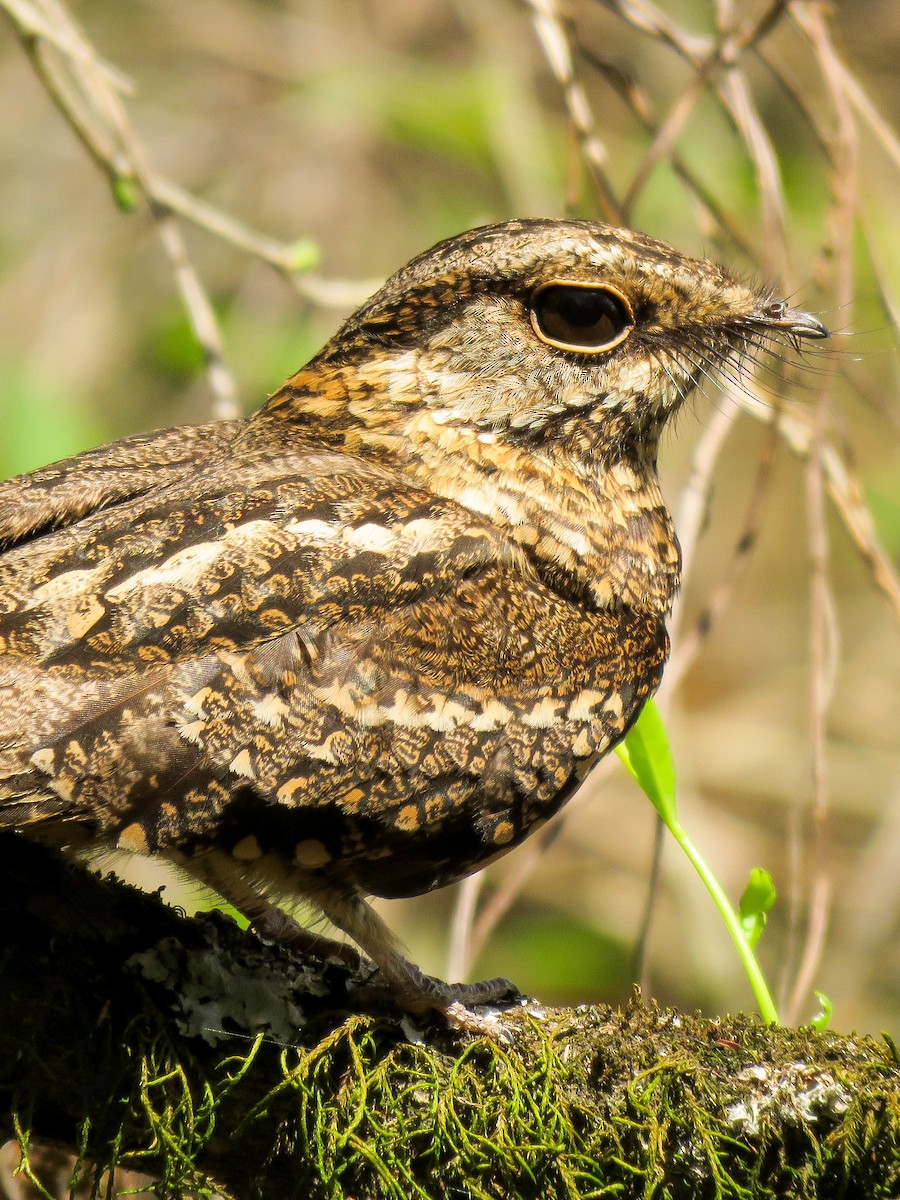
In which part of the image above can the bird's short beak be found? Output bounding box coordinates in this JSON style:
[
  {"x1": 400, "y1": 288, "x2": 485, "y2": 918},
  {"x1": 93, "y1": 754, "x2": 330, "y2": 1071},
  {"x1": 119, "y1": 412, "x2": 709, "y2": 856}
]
[{"x1": 748, "y1": 303, "x2": 829, "y2": 340}]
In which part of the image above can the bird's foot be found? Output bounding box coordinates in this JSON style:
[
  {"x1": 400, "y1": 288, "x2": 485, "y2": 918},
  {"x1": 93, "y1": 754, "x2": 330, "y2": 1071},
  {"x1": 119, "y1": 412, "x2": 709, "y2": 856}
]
[
  {"x1": 371, "y1": 953, "x2": 524, "y2": 1035},
  {"x1": 253, "y1": 909, "x2": 521, "y2": 1034}
]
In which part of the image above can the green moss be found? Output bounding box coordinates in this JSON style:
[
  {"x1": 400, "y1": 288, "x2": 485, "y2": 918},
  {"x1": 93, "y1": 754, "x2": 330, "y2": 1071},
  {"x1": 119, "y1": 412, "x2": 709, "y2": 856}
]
[
  {"x1": 20, "y1": 1003, "x2": 891, "y2": 1200},
  {"x1": 3, "y1": 840, "x2": 899, "y2": 1199}
]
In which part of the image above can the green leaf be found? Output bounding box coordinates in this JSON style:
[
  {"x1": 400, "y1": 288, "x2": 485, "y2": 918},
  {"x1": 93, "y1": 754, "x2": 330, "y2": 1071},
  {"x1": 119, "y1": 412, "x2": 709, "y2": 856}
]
[
  {"x1": 738, "y1": 868, "x2": 777, "y2": 948},
  {"x1": 615, "y1": 698, "x2": 677, "y2": 823},
  {"x1": 617, "y1": 698, "x2": 779, "y2": 1023},
  {"x1": 809, "y1": 990, "x2": 833, "y2": 1031}
]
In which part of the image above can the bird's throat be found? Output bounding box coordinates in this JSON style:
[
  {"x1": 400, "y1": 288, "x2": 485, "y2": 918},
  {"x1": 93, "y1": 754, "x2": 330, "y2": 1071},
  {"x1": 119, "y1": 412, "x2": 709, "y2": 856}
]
[
  {"x1": 398, "y1": 411, "x2": 681, "y2": 616},
  {"x1": 258, "y1": 369, "x2": 681, "y2": 616}
]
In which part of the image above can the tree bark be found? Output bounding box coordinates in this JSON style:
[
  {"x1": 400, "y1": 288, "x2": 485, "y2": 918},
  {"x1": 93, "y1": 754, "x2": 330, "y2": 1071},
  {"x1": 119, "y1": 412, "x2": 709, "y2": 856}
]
[{"x1": 1, "y1": 832, "x2": 897, "y2": 1200}]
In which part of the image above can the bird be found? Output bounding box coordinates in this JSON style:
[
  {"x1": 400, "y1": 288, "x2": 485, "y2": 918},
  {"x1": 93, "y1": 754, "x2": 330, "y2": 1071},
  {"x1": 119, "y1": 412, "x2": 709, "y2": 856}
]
[{"x1": 0, "y1": 218, "x2": 826, "y2": 1021}]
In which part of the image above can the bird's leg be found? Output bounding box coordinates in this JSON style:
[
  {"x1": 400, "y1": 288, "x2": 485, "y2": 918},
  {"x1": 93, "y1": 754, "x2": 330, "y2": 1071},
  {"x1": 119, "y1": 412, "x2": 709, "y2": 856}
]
[
  {"x1": 183, "y1": 849, "x2": 520, "y2": 1023},
  {"x1": 180, "y1": 849, "x2": 361, "y2": 968},
  {"x1": 312, "y1": 884, "x2": 521, "y2": 1018},
  {"x1": 249, "y1": 906, "x2": 362, "y2": 970}
]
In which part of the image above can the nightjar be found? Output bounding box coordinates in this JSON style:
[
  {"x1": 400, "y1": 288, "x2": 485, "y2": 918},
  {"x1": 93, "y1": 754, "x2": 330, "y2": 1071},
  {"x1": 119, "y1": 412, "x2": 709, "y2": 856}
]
[{"x1": 0, "y1": 219, "x2": 826, "y2": 1019}]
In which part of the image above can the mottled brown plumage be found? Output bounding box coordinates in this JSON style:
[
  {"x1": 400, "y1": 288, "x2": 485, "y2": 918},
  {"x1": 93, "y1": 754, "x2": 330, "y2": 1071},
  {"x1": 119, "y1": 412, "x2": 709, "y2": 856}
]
[{"x1": 0, "y1": 219, "x2": 826, "y2": 1018}]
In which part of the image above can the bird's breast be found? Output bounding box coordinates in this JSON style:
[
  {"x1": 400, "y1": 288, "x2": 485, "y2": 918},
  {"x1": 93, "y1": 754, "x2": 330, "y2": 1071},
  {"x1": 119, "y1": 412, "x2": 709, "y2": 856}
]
[{"x1": 157, "y1": 589, "x2": 669, "y2": 900}]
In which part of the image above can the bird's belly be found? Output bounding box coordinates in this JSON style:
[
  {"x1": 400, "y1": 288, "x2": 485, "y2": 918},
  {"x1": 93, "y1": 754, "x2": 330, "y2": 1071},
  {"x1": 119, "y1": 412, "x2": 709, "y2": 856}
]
[{"x1": 182, "y1": 706, "x2": 625, "y2": 901}]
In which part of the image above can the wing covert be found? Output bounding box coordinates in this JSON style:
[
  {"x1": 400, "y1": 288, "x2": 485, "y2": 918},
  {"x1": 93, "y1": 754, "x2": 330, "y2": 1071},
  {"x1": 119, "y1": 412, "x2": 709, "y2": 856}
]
[
  {"x1": 0, "y1": 444, "x2": 519, "y2": 671},
  {"x1": 0, "y1": 422, "x2": 241, "y2": 553}
]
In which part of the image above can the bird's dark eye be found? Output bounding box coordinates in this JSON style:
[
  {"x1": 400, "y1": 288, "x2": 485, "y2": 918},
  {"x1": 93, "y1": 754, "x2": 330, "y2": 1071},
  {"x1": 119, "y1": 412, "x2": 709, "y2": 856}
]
[{"x1": 530, "y1": 282, "x2": 634, "y2": 353}]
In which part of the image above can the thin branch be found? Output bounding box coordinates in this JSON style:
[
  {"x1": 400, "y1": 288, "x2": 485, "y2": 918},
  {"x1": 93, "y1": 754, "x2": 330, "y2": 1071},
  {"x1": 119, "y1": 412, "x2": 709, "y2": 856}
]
[
  {"x1": 621, "y1": 54, "x2": 719, "y2": 220},
  {"x1": 665, "y1": 413, "x2": 779, "y2": 696},
  {"x1": 148, "y1": 173, "x2": 376, "y2": 307},
  {"x1": 783, "y1": 411, "x2": 837, "y2": 1027},
  {"x1": 622, "y1": 0, "x2": 790, "y2": 222},
  {"x1": 0, "y1": 0, "x2": 131, "y2": 90},
  {"x1": 582, "y1": 51, "x2": 755, "y2": 257},
  {"x1": 790, "y1": 0, "x2": 900, "y2": 176},
  {"x1": 719, "y1": 69, "x2": 789, "y2": 281},
  {"x1": 446, "y1": 873, "x2": 484, "y2": 984},
  {"x1": 525, "y1": 0, "x2": 623, "y2": 221},
  {"x1": 665, "y1": 397, "x2": 740, "y2": 659},
  {"x1": 736, "y1": 389, "x2": 900, "y2": 628},
  {"x1": 597, "y1": 0, "x2": 712, "y2": 61},
  {"x1": 9, "y1": 0, "x2": 239, "y2": 418},
  {"x1": 778, "y1": 0, "x2": 858, "y2": 1024},
  {"x1": 601, "y1": 0, "x2": 799, "y2": 284},
  {"x1": 0, "y1": 0, "x2": 374, "y2": 422},
  {"x1": 791, "y1": 2, "x2": 858, "y2": 307}
]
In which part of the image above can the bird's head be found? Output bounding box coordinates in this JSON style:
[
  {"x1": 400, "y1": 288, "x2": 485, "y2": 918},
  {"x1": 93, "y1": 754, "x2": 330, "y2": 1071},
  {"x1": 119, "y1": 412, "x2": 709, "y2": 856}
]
[{"x1": 263, "y1": 218, "x2": 827, "y2": 469}]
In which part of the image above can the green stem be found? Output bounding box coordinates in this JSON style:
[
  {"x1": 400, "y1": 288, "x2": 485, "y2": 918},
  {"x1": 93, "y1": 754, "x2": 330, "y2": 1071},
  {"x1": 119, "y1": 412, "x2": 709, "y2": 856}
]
[{"x1": 669, "y1": 817, "x2": 780, "y2": 1024}]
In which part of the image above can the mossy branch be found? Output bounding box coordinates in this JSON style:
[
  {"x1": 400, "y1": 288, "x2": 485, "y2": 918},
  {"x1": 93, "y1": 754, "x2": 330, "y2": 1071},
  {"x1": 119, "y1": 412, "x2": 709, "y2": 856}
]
[{"x1": 1, "y1": 833, "x2": 898, "y2": 1200}]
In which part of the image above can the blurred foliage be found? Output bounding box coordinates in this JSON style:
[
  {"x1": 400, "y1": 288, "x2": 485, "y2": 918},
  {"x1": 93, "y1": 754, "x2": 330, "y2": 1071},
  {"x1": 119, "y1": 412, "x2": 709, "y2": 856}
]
[
  {"x1": 0, "y1": 0, "x2": 898, "y2": 1041},
  {"x1": 0, "y1": 359, "x2": 106, "y2": 476},
  {"x1": 472, "y1": 906, "x2": 631, "y2": 1003}
]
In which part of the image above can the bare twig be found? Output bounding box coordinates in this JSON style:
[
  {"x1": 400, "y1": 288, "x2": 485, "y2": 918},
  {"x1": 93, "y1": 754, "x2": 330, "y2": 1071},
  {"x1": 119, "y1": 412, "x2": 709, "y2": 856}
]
[
  {"x1": 597, "y1": 0, "x2": 711, "y2": 60},
  {"x1": 665, "y1": 413, "x2": 780, "y2": 696},
  {"x1": 602, "y1": 0, "x2": 797, "y2": 282},
  {"x1": 791, "y1": 2, "x2": 858, "y2": 305},
  {"x1": 621, "y1": 58, "x2": 715, "y2": 221},
  {"x1": 622, "y1": 0, "x2": 790, "y2": 225},
  {"x1": 582, "y1": 51, "x2": 755, "y2": 257},
  {"x1": 524, "y1": 0, "x2": 622, "y2": 221},
  {"x1": 719, "y1": 69, "x2": 789, "y2": 281},
  {"x1": 446, "y1": 873, "x2": 484, "y2": 983},
  {"x1": 11, "y1": 0, "x2": 240, "y2": 419},
  {"x1": 778, "y1": 0, "x2": 858, "y2": 1024},
  {"x1": 666, "y1": 398, "x2": 741, "y2": 656},
  {"x1": 0, "y1": 0, "x2": 374, "y2": 423},
  {"x1": 466, "y1": 757, "x2": 621, "y2": 973},
  {"x1": 735, "y1": 388, "x2": 900, "y2": 627},
  {"x1": 790, "y1": 0, "x2": 900, "y2": 177},
  {"x1": 0, "y1": 0, "x2": 131, "y2": 90},
  {"x1": 782, "y1": 412, "x2": 837, "y2": 1026},
  {"x1": 452, "y1": 0, "x2": 559, "y2": 216}
]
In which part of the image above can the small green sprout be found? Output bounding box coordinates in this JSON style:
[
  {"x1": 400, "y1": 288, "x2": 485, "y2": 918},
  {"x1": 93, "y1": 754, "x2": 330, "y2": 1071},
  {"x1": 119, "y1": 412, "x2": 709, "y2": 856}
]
[
  {"x1": 617, "y1": 699, "x2": 780, "y2": 1024},
  {"x1": 739, "y1": 868, "x2": 777, "y2": 949},
  {"x1": 111, "y1": 174, "x2": 140, "y2": 213},
  {"x1": 810, "y1": 990, "x2": 833, "y2": 1031},
  {"x1": 286, "y1": 238, "x2": 320, "y2": 273}
]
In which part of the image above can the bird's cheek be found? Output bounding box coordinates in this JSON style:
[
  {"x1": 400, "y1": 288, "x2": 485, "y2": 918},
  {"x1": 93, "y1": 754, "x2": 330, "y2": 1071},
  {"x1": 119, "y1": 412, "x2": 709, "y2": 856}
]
[
  {"x1": 412, "y1": 358, "x2": 477, "y2": 422},
  {"x1": 606, "y1": 356, "x2": 655, "y2": 398}
]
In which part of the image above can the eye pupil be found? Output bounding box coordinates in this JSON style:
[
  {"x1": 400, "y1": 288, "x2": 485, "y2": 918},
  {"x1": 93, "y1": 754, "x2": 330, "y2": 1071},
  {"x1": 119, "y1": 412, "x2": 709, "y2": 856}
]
[{"x1": 531, "y1": 284, "x2": 633, "y2": 352}]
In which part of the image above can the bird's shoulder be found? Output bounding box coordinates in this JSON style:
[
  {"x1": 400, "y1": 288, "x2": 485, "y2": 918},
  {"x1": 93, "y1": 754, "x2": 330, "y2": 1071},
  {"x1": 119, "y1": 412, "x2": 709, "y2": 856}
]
[
  {"x1": 0, "y1": 426, "x2": 525, "y2": 669},
  {"x1": 0, "y1": 421, "x2": 243, "y2": 554}
]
